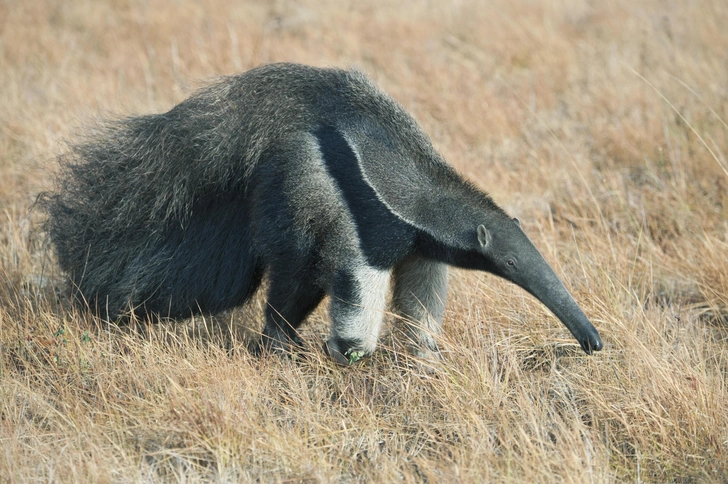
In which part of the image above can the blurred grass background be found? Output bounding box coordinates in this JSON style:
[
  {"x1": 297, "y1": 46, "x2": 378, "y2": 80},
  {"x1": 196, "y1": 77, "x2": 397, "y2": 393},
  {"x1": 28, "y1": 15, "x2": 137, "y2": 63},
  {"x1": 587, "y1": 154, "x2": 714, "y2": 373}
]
[{"x1": 1, "y1": 0, "x2": 727, "y2": 481}]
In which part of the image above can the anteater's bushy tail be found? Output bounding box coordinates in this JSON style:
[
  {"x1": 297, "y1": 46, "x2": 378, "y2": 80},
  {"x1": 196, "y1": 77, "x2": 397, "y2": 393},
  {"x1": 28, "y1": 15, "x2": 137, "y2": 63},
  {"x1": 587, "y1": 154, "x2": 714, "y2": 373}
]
[{"x1": 42, "y1": 79, "x2": 266, "y2": 319}]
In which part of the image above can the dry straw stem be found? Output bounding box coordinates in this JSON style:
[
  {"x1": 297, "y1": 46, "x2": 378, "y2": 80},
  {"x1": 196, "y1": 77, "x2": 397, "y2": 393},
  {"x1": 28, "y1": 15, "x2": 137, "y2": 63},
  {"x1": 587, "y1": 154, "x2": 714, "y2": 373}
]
[{"x1": 2, "y1": 0, "x2": 728, "y2": 482}]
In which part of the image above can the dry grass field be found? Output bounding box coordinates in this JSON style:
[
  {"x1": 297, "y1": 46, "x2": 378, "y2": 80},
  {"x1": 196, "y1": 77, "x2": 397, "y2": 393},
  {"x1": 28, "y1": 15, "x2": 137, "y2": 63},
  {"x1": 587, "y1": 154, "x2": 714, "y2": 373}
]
[{"x1": 2, "y1": 0, "x2": 728, "y2": 482}]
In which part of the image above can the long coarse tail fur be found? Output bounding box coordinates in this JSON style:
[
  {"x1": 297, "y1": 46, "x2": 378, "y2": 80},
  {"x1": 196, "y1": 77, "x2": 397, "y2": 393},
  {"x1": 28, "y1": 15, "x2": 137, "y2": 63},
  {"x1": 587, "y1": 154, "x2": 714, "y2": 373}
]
[{"x1": 42, "y1": 62, "x2": 602, "y2": 357}]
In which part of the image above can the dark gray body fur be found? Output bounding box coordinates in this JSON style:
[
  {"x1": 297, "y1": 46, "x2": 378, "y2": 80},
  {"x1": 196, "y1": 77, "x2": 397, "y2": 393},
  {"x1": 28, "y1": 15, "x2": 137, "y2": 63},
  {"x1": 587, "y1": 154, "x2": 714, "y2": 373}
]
[{"x1": 44, "y1": 63, "x2": 602, "y2": 361}]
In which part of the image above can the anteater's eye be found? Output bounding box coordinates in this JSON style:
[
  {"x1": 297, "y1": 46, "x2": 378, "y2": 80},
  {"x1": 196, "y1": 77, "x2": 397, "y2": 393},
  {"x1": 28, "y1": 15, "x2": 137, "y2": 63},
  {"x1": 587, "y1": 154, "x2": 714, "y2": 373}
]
[{"x1": 507, "y1": 259, "x2": 515, "y2": 267}]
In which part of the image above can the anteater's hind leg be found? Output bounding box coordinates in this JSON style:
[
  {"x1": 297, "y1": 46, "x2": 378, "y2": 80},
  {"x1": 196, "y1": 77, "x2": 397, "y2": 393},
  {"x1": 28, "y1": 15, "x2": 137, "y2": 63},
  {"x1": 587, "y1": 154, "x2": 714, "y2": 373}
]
[
  {"x1": 259, "y1": 259, "x2": 326, "y2": 355},
  {"x1": 392, "y1": 254, "x2": 448, "y2": 359},
  {"x1": 326, "y1": 262, "x2": 391, "y2": 364}
]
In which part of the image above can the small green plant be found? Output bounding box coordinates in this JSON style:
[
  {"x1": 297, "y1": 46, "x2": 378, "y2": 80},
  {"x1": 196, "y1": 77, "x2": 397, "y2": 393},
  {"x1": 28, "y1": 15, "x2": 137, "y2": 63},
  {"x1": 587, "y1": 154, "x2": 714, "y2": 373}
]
[
  {"x1": 345, "y1": 349, "x2": 365, "y2": 365},
  {"x1": 54, "y1": 327, "x2": 67, "y2": 344}
]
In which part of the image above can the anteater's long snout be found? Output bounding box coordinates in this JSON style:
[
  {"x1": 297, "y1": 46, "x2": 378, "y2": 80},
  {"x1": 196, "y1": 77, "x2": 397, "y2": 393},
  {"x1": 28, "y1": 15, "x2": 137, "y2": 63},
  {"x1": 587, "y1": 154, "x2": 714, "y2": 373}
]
[
  {"x1": 524, "y1": 266, "x2": 603, "y2": 355},
  {"x1": 511, "y1": 238, "x2": 604, "y2": 354}
]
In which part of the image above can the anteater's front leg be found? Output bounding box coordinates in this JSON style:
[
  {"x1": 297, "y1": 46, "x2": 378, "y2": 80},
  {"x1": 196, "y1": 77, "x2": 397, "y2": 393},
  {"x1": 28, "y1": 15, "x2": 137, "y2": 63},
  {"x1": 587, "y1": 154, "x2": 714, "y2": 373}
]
[
  {"x1": 392, "y1": 255, "x2": 448, "y2": 359},
  {"x1": 326, "y1": 263, "x2": 390, "y2": 364}
]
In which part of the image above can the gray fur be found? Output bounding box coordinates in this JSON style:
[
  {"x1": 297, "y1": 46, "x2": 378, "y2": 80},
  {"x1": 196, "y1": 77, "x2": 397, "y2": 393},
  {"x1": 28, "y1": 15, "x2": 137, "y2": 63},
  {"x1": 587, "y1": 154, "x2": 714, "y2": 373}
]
[
  {"x1": 42, "y1": 63, "x2": 602, "y2": 362},
  {"x1": 392, "y1": 255, "x2": 448, "y2": 359}
]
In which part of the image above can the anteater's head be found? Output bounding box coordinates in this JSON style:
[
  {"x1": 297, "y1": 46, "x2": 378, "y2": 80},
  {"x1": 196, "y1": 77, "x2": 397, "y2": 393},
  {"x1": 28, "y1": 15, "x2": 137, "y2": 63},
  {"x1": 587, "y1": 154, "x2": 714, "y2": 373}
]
[{"x1": 475, "y1": 217, "x2": 603, "y2": 354}]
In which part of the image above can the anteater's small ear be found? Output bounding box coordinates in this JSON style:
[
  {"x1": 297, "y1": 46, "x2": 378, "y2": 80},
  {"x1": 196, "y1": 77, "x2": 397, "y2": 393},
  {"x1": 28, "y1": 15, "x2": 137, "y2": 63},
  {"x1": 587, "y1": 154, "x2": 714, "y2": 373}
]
[
  {"x1": 513, "y1": 217, "x2": 521, "y2": 227},
  {"x1": 477, "y1": 224, "x2": 491, "y2": 248}
]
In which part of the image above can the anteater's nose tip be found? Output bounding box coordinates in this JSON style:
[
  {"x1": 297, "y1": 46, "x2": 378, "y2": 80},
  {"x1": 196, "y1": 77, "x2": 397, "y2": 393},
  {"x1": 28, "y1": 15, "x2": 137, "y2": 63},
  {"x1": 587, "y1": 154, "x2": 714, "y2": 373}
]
[{"x1": 581, "y1": 335, "x2": 603, "y2": 354}]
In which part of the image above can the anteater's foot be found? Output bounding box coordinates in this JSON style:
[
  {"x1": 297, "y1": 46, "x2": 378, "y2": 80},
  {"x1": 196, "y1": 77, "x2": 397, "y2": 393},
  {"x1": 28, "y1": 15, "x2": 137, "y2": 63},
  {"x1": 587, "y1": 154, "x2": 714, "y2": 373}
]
[
  {"x1": 252, "y1": 332, "x2": 305, "y2": 359},
  {"x1": 323, "y1": 337, "x2": 370, "y2": 366}
]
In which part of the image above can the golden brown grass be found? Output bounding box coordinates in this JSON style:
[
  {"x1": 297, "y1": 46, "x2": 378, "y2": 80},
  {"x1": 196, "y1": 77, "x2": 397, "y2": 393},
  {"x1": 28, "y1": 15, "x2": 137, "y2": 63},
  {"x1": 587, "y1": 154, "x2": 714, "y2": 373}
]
[{"x1": 2, "y1": 0, "x2": 728, "y2": 481}]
